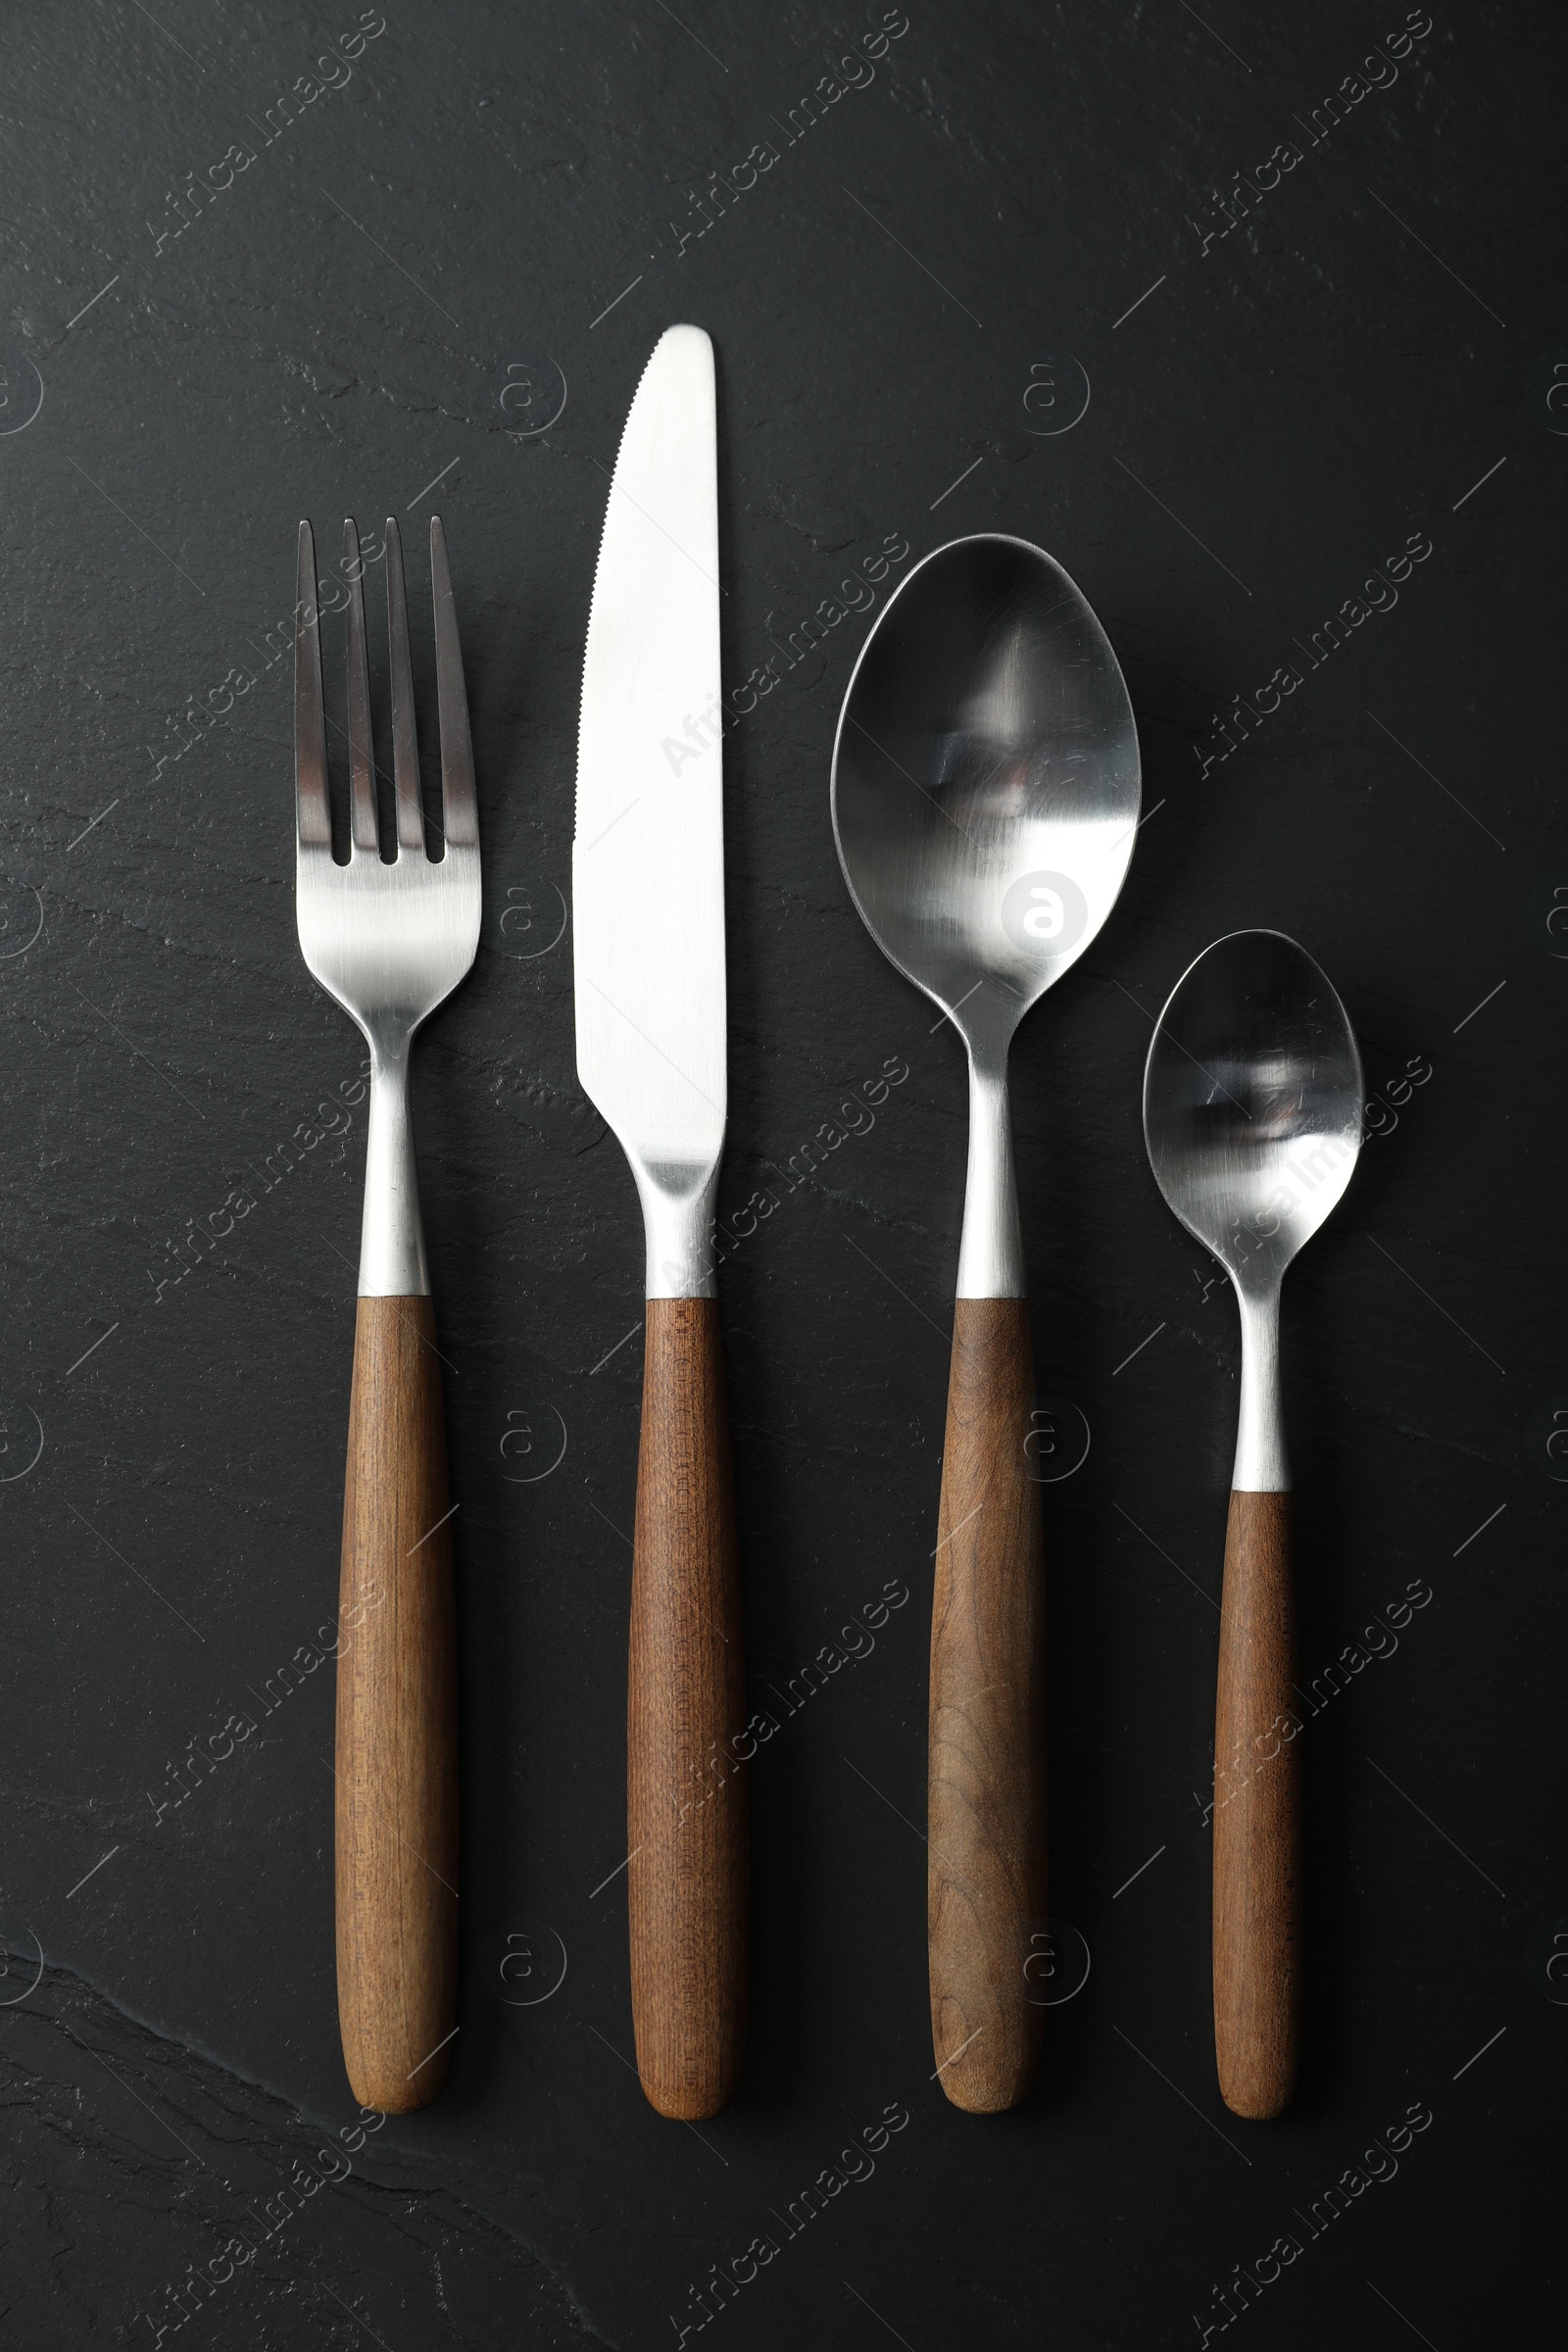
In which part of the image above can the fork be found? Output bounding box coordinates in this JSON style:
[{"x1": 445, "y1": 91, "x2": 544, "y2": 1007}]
[{"x1": 294, "y1": 513, "x2": 480, "y2": 2113}]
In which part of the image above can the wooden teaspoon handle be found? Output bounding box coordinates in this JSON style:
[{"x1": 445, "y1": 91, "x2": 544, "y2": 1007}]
[
  {"x1": 928, "y1": 1298, "x2": 1047, "y2": 2112},
  {"x1": 627, "y1": 1298, "x2": 748, "y2": 2119},
  {"x1": 1212, "y1": 1488, "x2": 1301, "y2": 2119},
  {"x1": 335, "y1": 1296, "x2": 459, "y2": 2114}
]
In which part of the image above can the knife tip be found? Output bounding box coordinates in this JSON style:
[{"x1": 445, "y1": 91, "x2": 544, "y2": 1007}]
[{"x1": 653, "y1": 320, "x2": 711, "y2": 361}]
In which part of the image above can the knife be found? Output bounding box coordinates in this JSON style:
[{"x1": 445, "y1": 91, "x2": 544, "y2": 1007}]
[{"x1": 573, "y1": 323, "x2": 746, "y2": 2121}]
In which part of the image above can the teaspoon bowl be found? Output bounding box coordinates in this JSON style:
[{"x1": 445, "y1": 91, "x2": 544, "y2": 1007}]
[{"x1": 1144, "y1": 928, "x2": 1362, "y2": 1301}]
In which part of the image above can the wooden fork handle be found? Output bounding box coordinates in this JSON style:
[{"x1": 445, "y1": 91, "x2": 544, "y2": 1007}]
[
  {"x1": 928, "y1": 1298, "x2": 1047, "y2": 2113},
  {"x1": 335, "y1": 1296, "x2": 459, "y2": 2114},
  {"x1": 1212, "y1": 1489, "x2": 1301, "y2": 2119},
  {"x1": 627, "y1": 1298, "x2": 748, "y2": 2120}
]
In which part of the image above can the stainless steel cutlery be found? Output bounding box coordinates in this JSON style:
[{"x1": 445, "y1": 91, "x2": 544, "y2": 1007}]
[
  {"x1": 1144, "y1": 929, "x2": 1362, "y2": 2118},
  {"x1": 294, "y1": 513, "x2": 479, "y2": 2113},
  {"x1": 832, "y1": 533, "x2": 1141, "y2": 2111},
  {"x1": 573, "y1": 324, "x2": 746, "y2": 2122},
  {"x1": 287, "y1": 363, "x2": 1369, "y2": 2132}
]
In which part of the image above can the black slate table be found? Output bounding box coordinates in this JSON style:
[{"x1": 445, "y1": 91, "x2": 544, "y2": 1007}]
[{"x1": 1, "y1": 2, "x2": 1560, "y2": 2343}]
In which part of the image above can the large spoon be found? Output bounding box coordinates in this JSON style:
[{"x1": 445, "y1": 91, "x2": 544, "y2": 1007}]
[
  {"x1": 1143, "y1": 929, "x2": 1362, "y2": 2119},
  {"x1": 832, "y1": 533, "x2": 1141, "y2": 2112}
]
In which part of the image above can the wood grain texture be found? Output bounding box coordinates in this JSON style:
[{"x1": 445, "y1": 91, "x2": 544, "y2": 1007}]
[
  {"x1": 1212, "y1": 1488, "x2": 1300, "y2": 2120},
  {"x1": 628, "y1": 1298, "x2": 747, "y2": 2120},
  {"x1": 335, "y1": 1295, "x2": 459, "y2": 2115},
  {"x1": 928, "y1": 1298, "x2": 1047, "y2": 2113}
]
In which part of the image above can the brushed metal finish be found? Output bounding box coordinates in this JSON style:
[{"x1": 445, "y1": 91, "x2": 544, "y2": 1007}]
[
  {"x1": 1143, "y1": 929, "x2": 1362, "y2": 1492},
  {"x1": 294, "y1": 515, "x2": 480, "y2": 1297},
  {"x1": 574, "y1": 324, "x2": 726, "y2": 1300},
  {"x1": 831, "y1": 534, "x2": 1141, "y2": 1297}
]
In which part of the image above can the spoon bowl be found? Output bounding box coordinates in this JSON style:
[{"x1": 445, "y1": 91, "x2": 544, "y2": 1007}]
[
  {"x1": 1144, "y1": 929, "x2": 1362, "y2": 1303},
  {"x1": 833, "y1": 533, "x2": 1141, "y2": 1068}
]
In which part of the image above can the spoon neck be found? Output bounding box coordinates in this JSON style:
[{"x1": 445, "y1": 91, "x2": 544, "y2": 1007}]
[
  {"x1": 956, "y1": 1055, "x2": 1025, "y2": 1298},
  {"x1": 1233, "y1": 1282, "x2": 1290, "y2": 1493}
]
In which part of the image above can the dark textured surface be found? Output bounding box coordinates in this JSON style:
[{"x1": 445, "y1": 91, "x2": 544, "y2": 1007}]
[{"x1": 0, "y1": 1, "x2": 1561, "y2": 2342}]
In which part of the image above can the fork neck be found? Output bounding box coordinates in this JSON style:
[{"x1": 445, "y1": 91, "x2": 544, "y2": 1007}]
[{"x1": 359, "y1": 1033, "x2": 428, "y2": 1297}]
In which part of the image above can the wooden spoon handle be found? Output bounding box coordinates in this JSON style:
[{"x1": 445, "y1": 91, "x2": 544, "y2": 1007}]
[
  {"x1": 334, "y1": 1296, "x2": 459, "y2": 2114},
  {"x1": 928, "y1": 1298, "x2": 1047, "y2": 2112},
  {"x1": 1212, "y1": 1488, "x2": 1301, "y2": 2119},
  {"x1": 627, "y1": 1298, "x2": 748, "y2": 2119}
]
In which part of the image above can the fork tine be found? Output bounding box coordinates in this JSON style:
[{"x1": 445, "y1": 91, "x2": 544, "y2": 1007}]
[
  {"x1": 383, "y1": 515, "x2": 425, "y2": 854},
  {"x1": 430, "y1": 516, "x2": 477, "y2": 850},
  {"x1": 343, "y1": 517, "x2": 379, "y2": 854},
  {"x1": 294, "y1": 521, "x2": 330, "y2": 850}
]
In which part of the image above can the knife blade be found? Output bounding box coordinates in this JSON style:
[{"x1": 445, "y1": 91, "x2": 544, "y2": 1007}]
[{"x1": 573, "y1": 322, "x2": 747, "y2": 2122}]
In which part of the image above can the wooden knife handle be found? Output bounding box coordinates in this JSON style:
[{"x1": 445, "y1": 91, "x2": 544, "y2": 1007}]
[
  {"x1": 928, "y1": 1298, "x2": 1047, "y2": 2112},
  {"x1": 334, "y1": 1296, "x2": 459, "y2": 2114},
  {"x1": 1212, "y1": 1489, "x2": 1301, "y2": 2119},
  {"x1": 628, "y1": 1298, "x2": 747, "y2": 2118}
]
